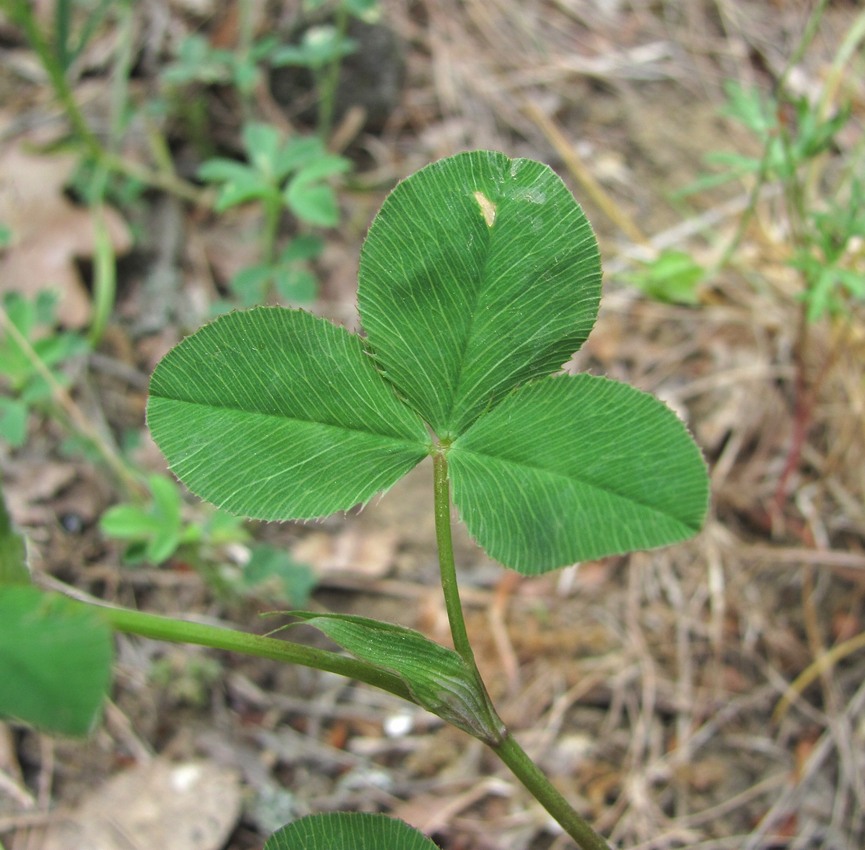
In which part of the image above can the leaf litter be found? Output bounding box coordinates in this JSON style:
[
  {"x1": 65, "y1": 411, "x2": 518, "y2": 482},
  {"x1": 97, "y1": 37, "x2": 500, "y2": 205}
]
[{"x1": 1, "y1": 1, "x2": 864, "y2": 849}]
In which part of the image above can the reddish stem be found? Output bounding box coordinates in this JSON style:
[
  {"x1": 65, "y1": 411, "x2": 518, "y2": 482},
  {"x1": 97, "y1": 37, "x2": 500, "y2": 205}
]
[{"x1": 772, "y1": 348, "x2": 813, "y2": 522}]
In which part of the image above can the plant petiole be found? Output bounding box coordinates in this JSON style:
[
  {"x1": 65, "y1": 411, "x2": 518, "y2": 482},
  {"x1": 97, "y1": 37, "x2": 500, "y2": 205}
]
[
  {"x1": 433, "y1": 448, "x2": 613, "y2": 850},
  {"x1": 94, "y1": 603, "x2": 415, "y2": 704},
  {"x1": 433, "y1": 449, "x2": 476, "y2": 666}
]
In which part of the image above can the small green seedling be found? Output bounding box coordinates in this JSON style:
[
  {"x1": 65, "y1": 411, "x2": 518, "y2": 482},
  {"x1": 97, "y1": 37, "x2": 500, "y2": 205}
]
[
  {"x1": 161, "y1": 32, "x2": 283, "y2": 98},
  {"x1": 790, "y1": 177, "x2": 865, "y2": 321},
  {"x1": 269, "y1": 0, "x2": 382, "y2": 138},
  {"x1": 682, "y1": 8, "x2": 864, "y2": 510},
  {"x1": 270, "y1": 23, "x2": 358, "y2": 71},
  {"x1": 161, "y1": 0, "x2": 379, "y2": 141},
  {"x1": 229, "y1": 234, "x2": 326, "y2": 308},
  {"x1": 99, "y1": 473, "x2": 207, "y2": 565},
  {"x1": 99, "y1": 478, "x2": 314, "y2": 605},
  {"x1": 160, "y1": 0, "x2": 381, "y2": 106},
  {"x1": 624, "y1": 248, "x2": 704, "y2": 306},
  {"x1": 0, "y1": 292, "x2": 89, "y2": 447},
  {"x1": 1, "y1": 151, "x2": 709, "y2": 850},
  {"x1": 198, "y1": 123, "x2": 349, "y2": 305}
]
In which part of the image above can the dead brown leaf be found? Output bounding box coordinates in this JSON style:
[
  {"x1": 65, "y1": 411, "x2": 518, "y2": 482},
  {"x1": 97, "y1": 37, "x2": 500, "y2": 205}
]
[
  {"x1": 38, "y1": 758, "x2": 241, "y2": 850},
  {"x1": 293, "y1": 527, "x2": 398, "y2": 580},
  {"x1": 0, "y1": 122, "x2": 132, "y2": 328},
  {"x1": 3, "y1": 459, "x2": 78, "y2": 526}
]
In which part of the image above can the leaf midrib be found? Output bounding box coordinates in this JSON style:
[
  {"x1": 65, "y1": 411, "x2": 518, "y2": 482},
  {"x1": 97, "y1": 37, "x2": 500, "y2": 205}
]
[
  {"x1": 440, "y1": 206, "x2": 497, "y2": 434},
  {"x1": 453, "y1": 445, "x2": 701, "y2": 526},
  {"x1": 151, "y1": 393, "x2": 429, "y2": 450}
]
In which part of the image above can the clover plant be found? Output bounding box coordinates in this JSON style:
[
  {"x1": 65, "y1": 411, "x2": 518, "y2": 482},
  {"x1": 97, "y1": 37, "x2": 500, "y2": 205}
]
[
  {"x1": 624, "y1": 248, "x2": 704, "y2": 306},
  {"x1": 198, "y1": 123, "x2": 349, "y2": 305},
  {"x1": 0, "y1": 151, "x2": 709, "y2": 850},
  {"x1": 269, "y1": 0, "x2": 382, "y2": 139},
  {"x1": 161, "y1": 31, "x2": 283, "y2": 97}
]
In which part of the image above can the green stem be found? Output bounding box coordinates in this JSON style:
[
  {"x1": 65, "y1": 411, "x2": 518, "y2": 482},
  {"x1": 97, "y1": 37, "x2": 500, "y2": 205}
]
[
  {"x1": 84, "y1": 2, "x2": 134, "y2": 347},
  {"x1": 96, "y1": 604, "x2": 414, "y2": 703},
  {"x1": 433, "y1": 450, "x2": 476, "y2": 665},
  {"x1": 493, "y1": 735, "x2": 613, "y2": 850},
  {"x1": 88, "y1": 202, "x2": 116, "y2": 346},
  {"x1": 5, "y1": 0, "x2": 101, "y2": 157},
  {"x1": 102, "y1": 151, "x2": 206, "y2": 204},
  {"x1": 107, "y1": 1, "x2": 135, "y2": 151},
  {"x1": 259, "y1": 190, "x2": 284, "y2": 301},
  {"x1": 236, "y1": 0, "x2": 257, "y2": 119},
  {"x1": 714, "y1": 0, "x2": 830, "y2": 272},
  {"x1": 262, "y1": 191, "x2": 283, "y2": 268},
  {"x1": 433, "y1": 451, "x2": 613, "y2": 850},
  {"x1": 317, "y1": 0, "x2": 350, "y2": 140}
]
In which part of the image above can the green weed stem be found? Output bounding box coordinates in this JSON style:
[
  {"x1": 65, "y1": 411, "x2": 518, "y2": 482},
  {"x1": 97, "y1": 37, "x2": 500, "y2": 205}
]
[
  {"x1": 4, "y1": 0, "x2": 101, "y2": 157},
  {"x1": 716, "y1": 0, "x2": 831, "y2": 271},
  {"x1": 262, "y1": 192, "x2": 283, "y2": 268},
  {"x1": 88, "y1": 204, "x2": 116, "y2": 346},
  {"x1": 85, "y1": 1, "x2": 131, "y2": 344},
  {"x1": 0, "y1": 303, "x2": 143, "y2": 498},
  {"x1": 3, "y1": 0, "x2": 205, "y2": 205},
  {"x1": 317, "y1": 1, "x2": 350, "y2": 141}
]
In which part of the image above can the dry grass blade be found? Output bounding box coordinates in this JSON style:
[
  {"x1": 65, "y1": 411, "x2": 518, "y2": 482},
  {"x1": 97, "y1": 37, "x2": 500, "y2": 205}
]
[{"x1": 773, "y1": 629, "x2": 865, "y2": 724}]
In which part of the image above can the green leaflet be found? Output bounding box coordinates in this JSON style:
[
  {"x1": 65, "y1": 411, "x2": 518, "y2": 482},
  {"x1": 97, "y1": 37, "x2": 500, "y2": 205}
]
[
  {"x1": 358, "y1": 150, "x2": 601, "y2": 438},
  {"x1": 266, "y1": 813, "x2": 441, "y2": 850},
  {"x1": 0, "y1": 587, "x2": 113, "y2": 736},
  {"x1": 293, "y1": 612, "x2": 505, "y2": 744},
  {"x1": 449, "y1": 375, "x2": 709, "y2": 574},
  {"x1": 147, "y1": 308, "x2": 431, "y2": 520}
]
